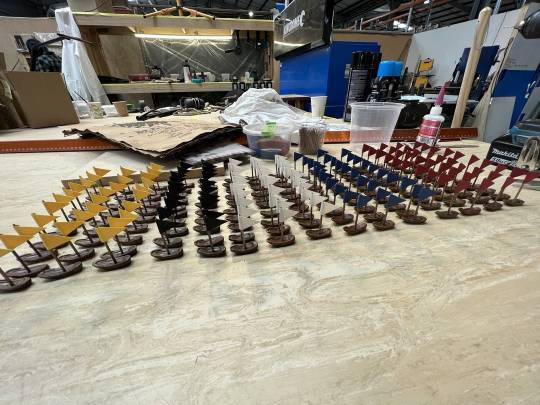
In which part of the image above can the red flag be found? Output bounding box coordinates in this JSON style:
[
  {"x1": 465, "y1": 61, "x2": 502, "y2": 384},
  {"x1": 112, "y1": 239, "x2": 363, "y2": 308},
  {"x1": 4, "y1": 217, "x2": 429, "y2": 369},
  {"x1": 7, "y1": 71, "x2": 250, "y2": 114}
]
[
  {"x1": 426, "y1": 158, "x2": 437, "y2": 168},
  {"x1": 510, "y1": 167, "x2": 529, "y2": 178},
  {"x1": 487, "y1": 171, "x2": 502, "y2": 181},
  {"x1": 420, "y1": 143, "x2": 430, "y2": 152},
  {"x1": 477, "y1": 178, "x2": 494, "y2": 193},
  {"x1": 494, "y1": 164, "x2": 507, "y2": 174},
  {"x1": 401, "y1": 160, "x2": 411, "y2": 170},
  {"x1": 367, "y1": 146, "x2": 376, "y2": 157},
  {"x1": 415, "y1": 164, "x2": 428, "y2": 176},
  {"x1": 443, "y1": 148, "x2": 454, "y2": 157},
  {"x1": 479, "y1": 159, "x2": 492, "y2": 170},
  {"x1": 454, "y1": 179, "x2": 471, "y2": 194},
  {"x1": 523, "y1": 171, "x2": 539, "y2": 184},
  {"x1": 415, "y1": 156, "x2": 427, "y2": 165},
  {"x1": 384, "y1": 153, "x2": 393, "y2": 164},
  {"x1": 413, "y1": 141, "x2": 421, "y2": 150},
  {"x1": 396, "y1": 142, "x2": 404, "y2": 150},
  {"x1": 426, "y1": 169, "x2": 438, "y2": 183},
  {"x1": 362, "y1": 144, "x2": 369, "y2": 155},
  {"x1": 467, "y1": 155, "x2": 480, "y2": 165},
  {"x1": 395, "y1": 149, "x2": 404, "y2": 158},
  {"x1": 462, "y1": 171, "x2": 475, "y2": 182},
  {"x1": 454, "y1": 151, "x2": 465, "y2": 160},
  {"x1": 435, "y1": 155, "x2": 445, "y2": 165},
  {"x1": 455, "y1": 163, "x2": 466, "y2": 175},
  {"x1": 379, "y1": 143, "x2": 388, "y2": 151},
  {"x1": 375, "y1": 149, "x2": 386, "y2": 159},
  {"x1": 500, "y1": 177, "x2": 515, "y2": 192},
  {"x1": 471, "y1": 167, "x2": 483, "y2": 178},
  {"x1": 437, "y1": 172, "x2": 451, "y2": 186}
]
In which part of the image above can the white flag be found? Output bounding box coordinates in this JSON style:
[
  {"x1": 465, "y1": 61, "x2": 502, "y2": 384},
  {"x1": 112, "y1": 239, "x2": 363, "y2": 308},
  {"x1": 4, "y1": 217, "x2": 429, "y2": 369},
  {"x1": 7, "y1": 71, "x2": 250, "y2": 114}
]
[
  {"x1": 278, "y1": 203, "x2": 295, "y2": 223},
  {"x1": 319, "y1": 201, "x2": 336, "y2": 217},
  {"x1": 237, "y1": 205, "x2": 258, "y2": 218},
  {"x1": 238, "y1": 215, "x2": 257, "y2": 231}
]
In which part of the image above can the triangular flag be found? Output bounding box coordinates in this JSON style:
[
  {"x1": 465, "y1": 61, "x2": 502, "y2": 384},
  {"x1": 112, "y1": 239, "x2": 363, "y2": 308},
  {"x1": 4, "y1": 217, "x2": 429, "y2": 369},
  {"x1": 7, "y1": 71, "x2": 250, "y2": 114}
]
[
  {"x1": 89, "y1": 193, "x2": 109, "y2": 205},
  {"x1": 148, "y1": 163, "x2": 164, "y2": 171},
  {"x1": 342, "y1": 190, "x2": 357, "y2": 204},
  {"x1": 523, "y1": 171, "x2": 539, "y2": 184},
  {"x1": 96, "y1": 227, "x2": 124, "y2": 243},
  {"x1": 477, "y1": 178, "x2": 494, "y2": 193},
  {"x1": 479, "y1": 159, "x2": 492, "y2": 170},
  {"x1": 117, "y1": 175, "x2": 133, "y2": 185},
  {"x1": 156, "y1": 220, "x2": 177, "y2": 235},
  {"x1": 236, "y1": 205, "x2": 258, "y2": 218},
  {"x1": 53, "y1": 193, "x2": 74, "y2": 204},
  {"x1": 120, "y1": 167, "x2": 136, "y2": 177},
  {"x1": 39, "y1": 233, "x2": 71, "y2": 251},
  {"x1": 109, "y1": 182, "x2": 126, "y2": 193},
  {"x1": 13, "y1": 225, "x2": 42, "y2": 236},
  {"x1": 453, "y1": 179, "x2": 471, "y2": 194},
  {"x1": 93, "y1": 167, "x2": 110, "y2": 177},
  {"x1": 79, "y1": 177, "x2": 95, "y2": 188},
  {"x1": 54, "y1": 220, "x2": 83, "y2": 236},
  {"x1": 32, "y1": 213, "x2": 57, "y2": 227},
  {"x1": 86, "y1": 172, "x2": 102, "y2": 182},
  {"x1": 63, "y1": 188, "x2": 80, "y2": 198},
  {"x1": 417, "y1": 187, "x2": 435, "y2": 201},
  {"x1": 237, "y1": 215, "x2": 257, "y2": 231},
  {"x1": 122, "y1": 201, "x2": 141, "y2": 212},
  {"x1": 85, "y1": 202, "x2": 106, "y2": 214},
  {"x1": 0, "y1": 234, "x2": 31, "y2": 249},
  {"x1": 454, "y1": 151, "x2": 465, "y2": 160},
  {"x1": 0, "y1": 248, "x2": 12, "y2": 258},
  {"x1": 98, "y1": 187, "x2": 116, "y2": 197},
  {"x1": 68, "y1": 181, "x2": 86, "y2": 193},
  {"x1": 356, "y1": 194, "x2": 372, "y2": 208},
  {"x1": 119, "y1": 209, "x2": 138, "y2": 220},
  {"x1": 319, "y1": 201, "x2": 336, "y2": 217},
  {"x1": 108, "y1": 217, "x2": 134, "y2": 228},
  {"x1": 133, "y1": 187, "x2": 152, "y2": 201},
  {"x1": 509, "y1": 167, "x2": 528, "y2": 178},
  {"x1": 376, "y1": 188, "x2": 391, "y2": 201},
  {"x1": 467, "y1": 155, "x2": 480, "y2": 165},
  {"x1": 43, "y1": 200, "x2": 68, "y2": 215},
  {"x1": 386, "y1": 194, "x2": 405, "y2": 208},
  {"x1": 72, "y1": 209, "x2": 95, "y2": 222},
  {"x1": 141, "y1": 177, "x2": 155, "y2": 188}
]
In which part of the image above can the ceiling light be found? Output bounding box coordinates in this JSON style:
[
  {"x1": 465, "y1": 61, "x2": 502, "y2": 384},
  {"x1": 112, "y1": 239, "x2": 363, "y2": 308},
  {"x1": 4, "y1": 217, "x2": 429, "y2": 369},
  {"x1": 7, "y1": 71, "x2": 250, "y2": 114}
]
[
  {"x1": 134, "y1": 33, "x2": 231, "y2": 41},
  {"x1": 248, "y1": 10, "x2": 254, "y2": 17}
]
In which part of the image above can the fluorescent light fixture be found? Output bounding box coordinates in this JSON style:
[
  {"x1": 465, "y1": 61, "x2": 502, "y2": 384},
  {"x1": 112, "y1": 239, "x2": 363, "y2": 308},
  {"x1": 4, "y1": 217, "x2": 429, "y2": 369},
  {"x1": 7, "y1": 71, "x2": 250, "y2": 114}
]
[{"x1": 134, "y1": 33, "x2": 231, "y2": 41}]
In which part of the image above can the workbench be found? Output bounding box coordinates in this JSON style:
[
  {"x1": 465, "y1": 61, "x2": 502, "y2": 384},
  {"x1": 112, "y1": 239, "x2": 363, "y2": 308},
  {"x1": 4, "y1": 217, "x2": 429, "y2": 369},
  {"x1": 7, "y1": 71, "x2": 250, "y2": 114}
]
[{"x1": 0, "y1": 124, "x2": 539, "y2": 404}]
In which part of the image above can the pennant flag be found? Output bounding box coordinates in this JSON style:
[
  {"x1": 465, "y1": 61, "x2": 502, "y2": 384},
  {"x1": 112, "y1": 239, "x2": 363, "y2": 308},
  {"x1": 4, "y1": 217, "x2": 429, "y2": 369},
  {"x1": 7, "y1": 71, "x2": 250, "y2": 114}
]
[
  {"x1": 119, "y1": 209, "x2": 138, "y2": 220},
  {"x1": 68, "y1": 181, "x2": 86, "y2": 193},
  {"x1": 0, "y1": 234, "x2": 31, "y2": 249},
  {"x1": 355, "y1": 176, "x2": 367, "y2": 188},
  {"x1": 386, "y1": 172, "x2": 401, "y2": 184},
  {"x1": 157, "y1": 206, "x2": 172, "y2": 219},
  {"x1": 317, "y1": 148, "x2": 328, "y2": 159},
  {"x1": 72, "y1": 209, "x2": 95, "y2": 222},
  {"x1": 467, "y1": 155, "x2": 480, "y2": 166},
  {"x1": 133, "y1": 187, "x2": 152, "y2": 201},
  {"x1": 319, "y1": 201, "x2": 336, "y2": 216},
  {"x1": 122, "y1": 201, "x2": 141, "y2": 212},
  {"x1": 478, "y1": 178, "x2": 494, "y2": 193},
  {"x1": 323, "y1": 154, "x2": 332, "y2": 165},
  {"x1": 54, "y1": 220, "x2": 83, "y2": 236},
  {"x1": 148, "y1": 163, "x2": 164, "y2": 172},
  {"x1": 362, "y1": 144, "x2": 370, "y2": 155},
  {"x1": 453, "y1": 179, "x2": 471, "y2": 194},
  {"x1": 471, "y1": 167, "x2": 483, "y2": 178},
  {"x1": 293, "y1": 152, "x2": 303, "y2": 162},
  {"x1": 434, "y1": 155, "x2": 445, "y2": 165},
  {"x1": 342, "y1": 190, "x2": 357, "y2": 204},
  {"x1": 89, "y1": 193, "x2": 109, "y2": 205},
  {"x1": 479, "y1": 159, "x2": 492, "y2": 170},
  {"x1": 350, "y1": 168, "x2": 360, "y2": 181},
  {"x1": 147, "y1": 167, "x2": 162, "y2": 178},
  {"x1": 367, "y1": 163, "x2": 378, "y2": 173},
  {"x1": 108, "y1": 217, "x2": 134, "y2": 228},
  {"x1": 0, "y1": 248, "x2": 12, "y2": 258},
  {"x1": 13, "y1": 225, "x2": 42, "y2": 236},
  {"x1": 376, "y1": 188, "x2": 391, "y2": 201},
  {"x1": 453, "y1": 151, "x2": 465, "y2": 160},
  {"x1": 86, "y1": 172, "x2": 102, "y2": 182},
  {"x1": 85, "y1": 202, "x2": 107, "y2": 214},
  {"x1": 356, "y1": 194, "x2": 372, "y2": 208},
  {"x1": 334, "y1": 184, "x2": 346, "y2": 196},
  {"x1": 462, "y1": 171, "x2": 475, "y2": 183},
  {"x1": 487, "y1": 171, "x2": 502, "y2": 182},
  {"x1": 155, "y1": 220, "x2": 178, "y2": 235},
  {"x1": 415, "y1": 164, "x2": 429, "y2": 177},
  {"x1": 204, "y1": 216, "x2": 227, "y2": 231},
  {"x1": 367, "y1": 146, "x2": 376, "y2": 157},
  {"x1": 79, "y1": 177, "x2": 95, "y2": 188},
  {"x1": 494, "y1": 164, "x2": 507, "y2": 174},
  {"x1": 120, "y1": 167, "x2": 136, "y2": 177},
  {"x1": 375, "y1": 149, "x2": 386, "y2": 160},
  {"x1": 53, "y1": 193, "x2": 74, "y2": 204},
  {"x1": 39, "y1": 233, "x2": 71, "y2": 251},
  {"x1": 109, "y1": 182, "x2": 126, "y2": 193},
  {"x1": 386, "y1": 194, "x2": 405, "y2": 208},
  {"x1": 360, "y1": 160, "x2": 370, "y2": 170},
  {"x1": 509, "y1": 167, "x2": 529, "y2": 178},
  {"x1": 400, "y1": 177, "x2": 417, "y2": 190},
  {"x1": 326, "y1": 177, "x2": 338, "y2": 189},
  {"x1": 98, "y1": 187, "x2": 116, "y2": 197},
  {"x1": 96, "y1": 227, "x2": 124, "y2": 243},
  {"x1": 117, "y1": 175, "x2": 133, "y2": 185},
  {"x1": 352, "y1": 155, "x2": 362, "y2": 165},
  {"x1": 367, "y1": 180, "x2": 378, "y2": 192},
  {"x1": 376, "y1": 168, "x2": 388, "y2": 179},
  {"x1": 237, "y1": 215, "x2": 257, "y2": 231},
  {"x1": 524, "y1": 171, "x2": 539, "y2": 184},
  {"x1": 43, "y1": 200, "x2": 67, "y2": 215},
  {"x1": 236, "y1": 206, "x2": 258, "y2": 218},
  {"x1": 63, "y1": 188, "x2": 80, "y2": 198},
  {"x1": 93, "y1": 167, "x2": 110, "y2": 177},
  {"x1": 417, "y1": 187, "x2": 435, "y2": 201},
  {"x1": 410, "y1": 184, "x2": 423, "y2": 199}
]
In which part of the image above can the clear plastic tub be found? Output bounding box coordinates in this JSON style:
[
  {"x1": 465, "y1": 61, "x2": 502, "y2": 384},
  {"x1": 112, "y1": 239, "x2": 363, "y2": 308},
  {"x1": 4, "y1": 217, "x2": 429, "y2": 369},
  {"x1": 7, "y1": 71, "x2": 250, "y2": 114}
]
[
  {"x1": 350, "y1": 102, "x2": 404, "y2": 147},
  {"x1": 243, "y1": 123, "x2": 294, "y2": 159}
]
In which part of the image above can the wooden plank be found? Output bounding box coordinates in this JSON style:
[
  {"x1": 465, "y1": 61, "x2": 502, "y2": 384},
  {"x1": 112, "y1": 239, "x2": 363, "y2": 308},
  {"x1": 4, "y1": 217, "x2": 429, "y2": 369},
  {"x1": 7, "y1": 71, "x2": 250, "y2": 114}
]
[
  {"x1": 102, "y1": 81, "x2": 233, "y2": 94},
  {"x1": 0, "y1": 138, "x2": 121, "y2": 154},
  {"x1": 74, "y1": 12, "x2": 274, "y2": 31},
  {"x1": 324, "y1": 127, "x2": 479, "y2": 143}
]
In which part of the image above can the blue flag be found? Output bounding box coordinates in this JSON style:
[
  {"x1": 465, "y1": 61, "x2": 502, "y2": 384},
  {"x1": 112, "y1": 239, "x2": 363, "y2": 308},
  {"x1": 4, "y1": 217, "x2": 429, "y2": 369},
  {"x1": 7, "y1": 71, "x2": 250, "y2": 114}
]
[
  {"x1": 410, "y1": 184, "x2": 423, "y2": 199},
  {"x1": 376, "y1": 168, "x2": 388, "y2": 179},
  {"x1": 302, "y1": 156, "x2": 310, "y2": 167},
  {"x1": 356, "y1": 175, "x2": 368, "y2": 187},
  {"x1": 350, "y1": 168, "x2": 360, "y2": 181},
  {"x1": 386, "y1": 194, "x2": 405, "y2": 208},
  {"x1": 326, "y1": 177, "x2": 338, "y2": 188},
  {"x1": 417, "y1": 187, "x2": 436, "y2": 201},
  {"x1": 367, "y1": 163, "x2": 378, "y2": 173},
  {"x1": 341, "y1": 148, "x2": 351, "y2": 159},
  {"x1": 386, "y1": 172, "x2": 401, "y2": 184},
  {"x1": 323, "y1": 154, "x2": 332, "y2": 164},
  {"x1": 400, "y1": 177, "x2": 418, "y2": 191},
  {"x1": 334, "y1": 184, "x2": 346, "y2": 196},
  {"x1": 376, "y1": 188, "x2": 391, "y2": 201},
  {"x1": 343, "y1": 190, "x2": 357, "y2": 203},
  {"x1": 361, "y1": 160, "x2": 371, "y2": 170},
  {"x1": 307, "y1": 160, "x2": 315, "y2": 169},
  {"x1": 313, "y1": 167, "x2": 320, "y2": 177},
  {"x1": 356, "y1": 194, "x2": 372, "y2": 208},
  {"x1": 293, "y1": 152, "x2": 303, "y2": 162},
  {"x1": 341, "y1": 163, "x2": 351, "y2": 174},
  {"x1": 331, "y1": 157, "x2": 338, "y2": 167},
  {"x1": 367, "y1": 180, "x2": 378, "y2": 192},
  {"x1": 352, "y1": 155, "x2": 362, "y2": 165},
  {"x1": 317, "y1": 149, "x2": 328, "y2": 158}
]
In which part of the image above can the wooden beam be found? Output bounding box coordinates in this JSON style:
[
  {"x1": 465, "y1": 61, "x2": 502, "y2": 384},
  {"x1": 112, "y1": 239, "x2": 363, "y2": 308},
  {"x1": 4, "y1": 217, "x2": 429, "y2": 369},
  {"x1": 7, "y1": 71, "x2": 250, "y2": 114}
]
[
  {"x1": 102, "y1": 81, "x2": 233, "y2": 94},
  {"x1": 73, "y1": 11, "x2": 274, "y2": 31}
]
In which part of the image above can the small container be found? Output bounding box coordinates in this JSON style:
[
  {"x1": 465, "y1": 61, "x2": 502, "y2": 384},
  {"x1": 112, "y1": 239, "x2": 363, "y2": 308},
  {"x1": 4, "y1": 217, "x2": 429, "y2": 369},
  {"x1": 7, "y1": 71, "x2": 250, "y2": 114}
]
[
  {"x1": 350, "y1": 102, "x2": 404, "y2": 147},
  {"x1": 102, "y1": 104, "x2": 119, "y2": 117},
  {"x1": 310, "y1": 96, "x2": 327, "y2": 118},
  {"x1": 88, "y1": 102, "x2": 103, "y2": 119},
  {"x1": 72, "y1": 101, "x2": 90, "y2": 119},
  {"x1": 243, "y1": 123, "x2": 295, "y2": 159},
  {"x1": 299, "y1": 123, "x2": 327, "y2": 155},
  {"x1": 113, "y1": 101, "x2": 129, "y2": 117}
]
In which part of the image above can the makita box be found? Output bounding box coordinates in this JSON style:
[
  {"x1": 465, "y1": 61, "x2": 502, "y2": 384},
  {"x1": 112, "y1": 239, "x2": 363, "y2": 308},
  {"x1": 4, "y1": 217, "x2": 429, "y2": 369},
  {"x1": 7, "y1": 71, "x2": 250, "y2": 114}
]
[{"x1": 486, "y1": 135, "x2": 523, "y2": 167}]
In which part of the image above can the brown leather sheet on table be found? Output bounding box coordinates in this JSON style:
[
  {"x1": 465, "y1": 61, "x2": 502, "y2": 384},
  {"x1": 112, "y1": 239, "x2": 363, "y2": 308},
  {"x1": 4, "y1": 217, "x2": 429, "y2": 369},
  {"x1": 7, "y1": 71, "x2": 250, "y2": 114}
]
[{"x1": 63, "y1": 115, "x2": 241, "y2": 159}]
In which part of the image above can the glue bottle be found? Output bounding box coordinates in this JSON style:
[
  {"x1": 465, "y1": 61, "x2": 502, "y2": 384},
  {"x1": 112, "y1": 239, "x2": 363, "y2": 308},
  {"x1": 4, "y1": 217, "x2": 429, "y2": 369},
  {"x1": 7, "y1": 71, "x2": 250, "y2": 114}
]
[
  {"x1": 182, "y1": 60, "x2": 192, "y2": 83},
  {"x1": 416, "y1": 83, "x2": 447, "y2": 146}
]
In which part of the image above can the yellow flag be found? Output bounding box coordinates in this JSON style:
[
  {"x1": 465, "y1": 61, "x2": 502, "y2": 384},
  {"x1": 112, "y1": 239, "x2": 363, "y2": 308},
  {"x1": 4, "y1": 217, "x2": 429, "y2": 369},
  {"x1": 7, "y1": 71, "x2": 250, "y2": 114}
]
[
  {"x1": 86, "y1": 171, "x2": 102, "y2": 182},
  {"x1": 53, "y1": 193, "x2": 74, "y2": 204},
  {"x1": 85, "y1": 202, "x2": 106, "y2": 214},
  {"x1": 133, "y1": 187, "x2": 151, "y2": 201},
  {"x1": 140, "y1": 171, "x2": 158, "y2": 181},
  {"x1": 79, "y1": 177, "x2": 95, "y2": 188},
  {"x1": 122, "y1": 201, "x2": 141, "y2": 212},
  {"x1": 72, "y1": 209, "x2": 95, "y2": 222},
  {"x1": 0, "y1": 234, "x2": 31, "y2": 249},
  {"x1": 0, "y1": 248, "x2": 12, "y2": 258},
  {"x1": 147, "y1": 167, "x2": 162, "y2": 177},
  {"x1": 109, "y1": 182, "x2": 125, "y2": 193},
  {"x1": 108, "y1": 217, "x2": 133, "y2": 228},
  {"x1": 63, "y1": 188, "x2": 80, "y2": 198},
  {"x1": 13, "y1": 225, "x2": 42, "y2": 236},
  {"x1": 148, "y1": 162, "x2": 164, "y2": 171},
  {"x1": 89, "y1": 193, "x2": 109, "y2": 205},
  {"x1": 68, "y1": 181, "x2": 85, "y2": 193},
  {"x1": 141, "y1": 177, "x2": 155, "y2": 188},
  {"x1": 43, "y1": 200, "x2": 68, "y2": 215},
  {"x1": 98, "y1": 186, "x2": 115, "y2": 197},
  {"x1": 117, "y1": 175, "x2": 133, "y2": 185},
  {"x1": 32, "y1": 213, "x2": 57, "y2": 227},
  {"x1": 93, "y1": 167, "x2": 110, "y2": 177},
  {"x1": 119, "y1": 209, "x2": 138, "y2": 220},
  {"x1": 96, "y1": 227, "x2": 124, "y2": 243},
  {"x1": 120, "y1": 167, "x2": 136, "y2": 177},
  {"x1": 40, "y1": 233, "x2": 71, "y2": 251},
  {"x1": 54, "y1": 220, "x2": 83, "y2": 236}
]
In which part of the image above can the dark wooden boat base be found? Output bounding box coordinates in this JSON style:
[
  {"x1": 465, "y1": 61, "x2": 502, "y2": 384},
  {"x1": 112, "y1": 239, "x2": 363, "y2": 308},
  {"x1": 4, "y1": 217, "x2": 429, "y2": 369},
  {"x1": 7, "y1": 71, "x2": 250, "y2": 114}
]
[
  {"x1": 93, "y1": 254, "x2": 131, "y2": 271},
  {"x1": 39, "y1": 261, "x2": 83, "y2": 280},
  {"x1": 197, "y1": 246, "x2": 227, "y2": 257},
  {"x1": 436, "y1": 210, "x2": 459, "y2": 219},
  {"x1": 373, "y1": 219, "x2": 395, "y2": 231},
  {"x1": 153, "y1": 237, "x2": 183, "y2": 248},
  {"x1": 230, "y1": 241, "x2": 259, "y2": 255},
  {"x1": 343, "y1": 222, "x2": 368, "y2": 235},
  {"x1": 267, "y1": 233, "x2": 295, "y2": 247},
  {"x1": 58, "y1": 248, "x2": 95, "y2": 264},
  {"x1": 332, "y1": 213, "x2": 354, "y2": 225},
  {"x1": 151, "y1": 248, "x2": 184, "y2": 261},
  {"x1": 306, "y1": 228, "x2": 332, "y2": 240},
  {"x1": 0, "y1": 277, "x2": 32, "y2": 292},
  {"x1": 7, "y1": 263, "x2": 49, "y2": 278}
]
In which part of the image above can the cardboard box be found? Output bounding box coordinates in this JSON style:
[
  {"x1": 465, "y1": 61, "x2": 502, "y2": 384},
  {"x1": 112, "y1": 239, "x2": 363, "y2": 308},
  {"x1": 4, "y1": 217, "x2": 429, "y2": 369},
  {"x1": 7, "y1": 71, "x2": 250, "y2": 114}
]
[{"x1": 4, "y1": 71, "x2": 79, "y2": 129}]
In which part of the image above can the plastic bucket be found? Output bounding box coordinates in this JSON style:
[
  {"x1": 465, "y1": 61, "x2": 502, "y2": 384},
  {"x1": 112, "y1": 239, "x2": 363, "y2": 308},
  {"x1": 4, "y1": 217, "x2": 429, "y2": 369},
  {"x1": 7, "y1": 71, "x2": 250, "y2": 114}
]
[
  {"x1": 350, "y1": 102, "x2": 404, "y2": 146},
  {"x1": 243, "y1": 123, "x2": 295, "y2": 159}
]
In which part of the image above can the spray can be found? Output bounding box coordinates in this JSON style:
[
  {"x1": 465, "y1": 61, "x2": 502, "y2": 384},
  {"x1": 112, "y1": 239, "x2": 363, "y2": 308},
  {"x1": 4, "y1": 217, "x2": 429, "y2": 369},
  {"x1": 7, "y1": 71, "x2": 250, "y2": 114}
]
[{"x1": 416, "y1": 83, "x2": 447, "y2": 146}]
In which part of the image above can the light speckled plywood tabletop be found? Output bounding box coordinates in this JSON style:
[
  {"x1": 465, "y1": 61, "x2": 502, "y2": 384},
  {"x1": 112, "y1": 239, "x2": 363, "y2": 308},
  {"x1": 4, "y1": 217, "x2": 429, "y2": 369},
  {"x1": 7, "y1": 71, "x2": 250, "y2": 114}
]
[{"x1": 0, "y1": 136, "x2": 539, "y2": 405}]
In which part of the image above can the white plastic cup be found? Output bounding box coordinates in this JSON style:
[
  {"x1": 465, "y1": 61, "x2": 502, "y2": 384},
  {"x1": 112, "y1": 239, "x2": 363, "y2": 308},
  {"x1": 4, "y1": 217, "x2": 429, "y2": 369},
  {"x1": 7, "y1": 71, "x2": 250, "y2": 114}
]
[
  {"x1": 311, "y1": 96, "x2": 327, "y2": 118},
  {"x1": 349, "y1": 102, "x2": 404, "y2": 147}
]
